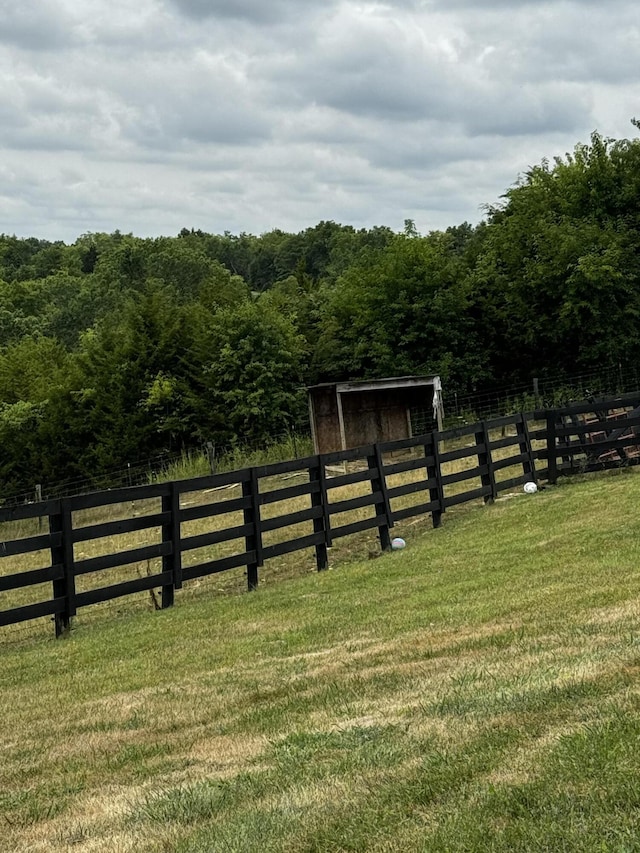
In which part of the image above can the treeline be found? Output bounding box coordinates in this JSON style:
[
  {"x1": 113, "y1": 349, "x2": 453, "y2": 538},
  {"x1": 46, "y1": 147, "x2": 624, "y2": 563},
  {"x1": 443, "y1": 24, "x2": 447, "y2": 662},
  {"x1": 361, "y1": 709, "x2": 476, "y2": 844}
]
[{"x1": 2, "y1": 127, "x2": 640, "y2": 495}]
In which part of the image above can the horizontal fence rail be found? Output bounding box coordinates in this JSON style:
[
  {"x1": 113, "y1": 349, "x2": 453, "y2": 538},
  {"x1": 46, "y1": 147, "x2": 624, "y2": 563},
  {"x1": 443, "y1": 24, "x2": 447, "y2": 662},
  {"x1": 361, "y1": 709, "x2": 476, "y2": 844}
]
[{"x1": 3, "y1": 395, "x2": 640, "y2": 638}]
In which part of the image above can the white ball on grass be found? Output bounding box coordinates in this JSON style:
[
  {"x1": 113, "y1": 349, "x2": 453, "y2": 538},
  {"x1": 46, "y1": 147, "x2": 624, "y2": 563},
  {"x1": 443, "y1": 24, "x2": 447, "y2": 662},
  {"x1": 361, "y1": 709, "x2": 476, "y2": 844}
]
[
  {"x1": 391, "y1": 537, "x2": 406, "y2": 550},
  {"x1": 523, "y1": 481, "x2": 538, "y2": 494}
]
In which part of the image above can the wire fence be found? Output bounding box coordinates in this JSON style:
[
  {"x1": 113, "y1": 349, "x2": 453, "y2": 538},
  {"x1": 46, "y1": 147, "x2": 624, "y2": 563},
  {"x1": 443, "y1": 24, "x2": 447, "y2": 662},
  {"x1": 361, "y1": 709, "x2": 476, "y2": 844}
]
[
  {"x1": 442, "y1": 364, "x2": 639, "y2": 425},
  {"x1": 2, "y1": 429, "x2": 313, "y2": 508}
]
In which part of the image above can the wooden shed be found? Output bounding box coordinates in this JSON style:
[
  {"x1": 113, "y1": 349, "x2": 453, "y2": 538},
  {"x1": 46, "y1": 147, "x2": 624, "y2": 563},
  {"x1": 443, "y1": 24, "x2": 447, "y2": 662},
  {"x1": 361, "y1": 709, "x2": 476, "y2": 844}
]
[{"x1": 308, "y1": 376, "x2": 444, "y2": 455}]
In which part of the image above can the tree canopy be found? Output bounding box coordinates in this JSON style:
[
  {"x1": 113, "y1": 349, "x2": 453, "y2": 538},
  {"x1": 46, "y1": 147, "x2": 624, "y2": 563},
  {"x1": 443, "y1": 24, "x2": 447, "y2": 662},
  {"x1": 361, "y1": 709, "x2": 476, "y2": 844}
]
[{"x1": 2, "y1": 126, "x2": 640, "y2": 496}]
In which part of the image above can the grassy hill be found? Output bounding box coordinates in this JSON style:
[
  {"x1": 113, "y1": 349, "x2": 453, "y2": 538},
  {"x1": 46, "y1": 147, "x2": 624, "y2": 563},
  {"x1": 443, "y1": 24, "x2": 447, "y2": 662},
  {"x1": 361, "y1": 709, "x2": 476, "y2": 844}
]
[{"x1": 2, "y1": 469, "x2": 640, "y2": 851}]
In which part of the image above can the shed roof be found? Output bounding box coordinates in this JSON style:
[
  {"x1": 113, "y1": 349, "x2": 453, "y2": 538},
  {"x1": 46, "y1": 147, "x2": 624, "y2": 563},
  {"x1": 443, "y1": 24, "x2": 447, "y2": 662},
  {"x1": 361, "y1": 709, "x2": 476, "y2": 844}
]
[{"x1": 307, "y1": 375, "x2": 441, "y2": 394}]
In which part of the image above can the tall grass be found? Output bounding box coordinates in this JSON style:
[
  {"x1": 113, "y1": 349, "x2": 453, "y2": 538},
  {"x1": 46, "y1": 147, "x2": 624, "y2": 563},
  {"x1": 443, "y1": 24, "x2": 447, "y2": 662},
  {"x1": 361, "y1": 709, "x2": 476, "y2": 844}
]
[{"x1": 149, "y1": 432, "x2": 314, "y2": 483}]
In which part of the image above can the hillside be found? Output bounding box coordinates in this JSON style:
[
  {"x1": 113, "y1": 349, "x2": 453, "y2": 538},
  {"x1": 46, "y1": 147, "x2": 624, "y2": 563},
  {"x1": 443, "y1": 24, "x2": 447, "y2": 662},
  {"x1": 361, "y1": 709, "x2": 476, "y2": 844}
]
[{"x1": 2, "y1": 470, "x2": 640, "y2": 851}]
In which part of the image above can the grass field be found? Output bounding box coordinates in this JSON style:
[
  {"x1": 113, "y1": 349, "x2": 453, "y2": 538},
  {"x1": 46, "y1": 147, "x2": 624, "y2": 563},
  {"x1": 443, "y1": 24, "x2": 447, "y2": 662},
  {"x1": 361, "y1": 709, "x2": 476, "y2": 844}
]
[
  {"x1": 0, "y1": 423, "x2": 544, "y2": 643},
  {"x1": 2, "y1": 468, "x2": 640, "y2": 851}
]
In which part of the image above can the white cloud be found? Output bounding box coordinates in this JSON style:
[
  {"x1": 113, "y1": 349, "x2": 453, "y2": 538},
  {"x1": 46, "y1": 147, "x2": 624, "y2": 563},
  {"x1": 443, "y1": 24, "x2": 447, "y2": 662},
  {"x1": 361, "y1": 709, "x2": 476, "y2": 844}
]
[{"x1": 0, "y1": 0, "x2": 637, "y2": 240}]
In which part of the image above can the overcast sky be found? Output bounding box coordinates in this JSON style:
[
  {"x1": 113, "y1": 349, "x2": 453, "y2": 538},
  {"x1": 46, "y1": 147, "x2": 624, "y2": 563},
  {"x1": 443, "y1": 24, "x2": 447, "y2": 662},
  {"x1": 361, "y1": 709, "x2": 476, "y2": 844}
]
[{"x1": 1, "y1": 0, "x2": 638, "y2": 242}]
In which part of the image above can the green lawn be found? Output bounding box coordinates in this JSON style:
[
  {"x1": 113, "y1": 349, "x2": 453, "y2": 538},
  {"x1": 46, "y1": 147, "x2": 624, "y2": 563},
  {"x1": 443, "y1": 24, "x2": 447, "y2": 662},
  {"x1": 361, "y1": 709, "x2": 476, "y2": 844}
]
[{"x1": 2, "y1": 470, "x2": 640, "y2": 851}]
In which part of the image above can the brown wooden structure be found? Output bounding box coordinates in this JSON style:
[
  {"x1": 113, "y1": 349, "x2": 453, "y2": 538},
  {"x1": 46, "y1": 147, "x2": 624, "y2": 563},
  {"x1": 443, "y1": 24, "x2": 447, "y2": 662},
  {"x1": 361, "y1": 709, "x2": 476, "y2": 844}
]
[{"x1": 307, "y1": 376, "x2": 444, "y2": 456}]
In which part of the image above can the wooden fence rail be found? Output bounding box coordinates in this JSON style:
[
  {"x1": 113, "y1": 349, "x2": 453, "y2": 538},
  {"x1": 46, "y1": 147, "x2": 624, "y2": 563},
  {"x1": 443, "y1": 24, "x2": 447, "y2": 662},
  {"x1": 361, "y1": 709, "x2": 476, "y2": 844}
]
[{"x1": 3, "y1": 394, "x2": 640, "y2": 638}]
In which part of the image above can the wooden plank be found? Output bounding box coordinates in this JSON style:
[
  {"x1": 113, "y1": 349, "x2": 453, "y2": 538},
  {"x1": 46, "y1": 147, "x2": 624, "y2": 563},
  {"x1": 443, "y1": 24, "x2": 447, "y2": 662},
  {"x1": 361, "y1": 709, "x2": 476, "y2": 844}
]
[
  {"x1": 440, "y1": 422, "x2": 481, "y2": 441},
  {"x1": 439, "y1": 443, "x2": 481, "y2": 464},
  {"x1": 162, "y1": 482, "x2": 181, "y2": 607},
  {"x1": 604, "y1": 406, "x2": 640, "y2": 442},
  {"x1": 320, "y1": 444, "x2": 375, "y2": 466},
  {"x1": 243, "y1": 468, "x2": 262, "y2": 591},
  {"x1": 551, "y1": 393, "x2": 640, "y2": 417},
  {"x1": 387, "y1": 479, "x2": 433, "y2": 500},
  {"x1": 487, "y1": 434, "x2": 521, "y2": 451},
  {"x1": 310, "y1": 462, "x2": 330, "y2": 568},
  {"x1": 484, "y1": 414, "x2": 521, "y2": 431},
  {"x1": 495, "y1": 474, "x2": 527, "y2": 492},
  {"x1": 427, "y1": 431, "x2": 444, "y2": 528},
  {"x1": 176, "y1": 468, "x2": 252, "y2": 494},
  {"x1": 0, "y1": 532, "x2": 60, "y2": 558},
  {"x1": 492, "y1": 452, "x2": 529, "y2": 472},
  {"x1": 0, "y1": 597, "x2": 65, "y2": 628},
  {"x1": 74, "y1": 542, "x2": 172, "y2": 576},
  {"x1": 563, "y1": 434, "x2": 640, "y2": 455},
  {"x1": 377, "y1": 434, "x2": 425, "y2": 453},
  {"x1": 392, "y1": 499, "x2": 440, "y2": 522},
  {"x1": 517, "y1": 413, "x2": 537, "y2": 482},
  {"x1": 382, "y1": 454, "x2": 435, "y2": 477},
  {"x1": 72, "y1": 512, "x2": 170, "y2": 543},
  {"x1": 331, "y1": 514, "x2": 387, "y2": 540},
  {"x1": 50, "y1": 505, "x2": 69, "y2": 637},
  {"x1": 328, "y1": 491, "x2": 381, "y2": 516},
  {"x1": 477, "y1": 422, "x2": 497, "y2": 504},
  {"x1": 374, "y1": 445, "x2": 393, "y2": 531},
  {"x1": 546, "y1": 413, "x2": 558, "y2": 484},
  {"x1": 262, "y1": 532, "x2": 325, "y2": 560},
  {"x1": 179, "y1": 495, "x2": 252, "y2": 522},
  {"x1": 555, "y1": 414, "x2": 640, "y2": 438},
  {"x1": 261, "y1": 506, "x2": 322, "y2": 533},
  {"x1": 325, "y1": 469, "x2": 375, "y2": 490},
  {"x1": 441, "y1": 465, "x2": 487, "y2": 487},
  {"x1": 68, "y1": 483, "x2": 169, "y2": 511},
  {"x1": 527, "y1": 426, "x2": 548, "y2": 441},
  {"x1": 60, "y1": 501, "x2": 76, "y2": 622},
  {"x1": 0, "y1": 564, "x2": 63, "y2": 592},
  {"x1": 181, "y1": 550, "x2": 256, "y2": 581},
  {"x1": 259, "y1": 480, "x2": 317, "y2": 506},
  {"x1": 0, "y1": 499, "x2": 60, "y2": 524},
  {"x1": 75, "y1": 572, "x2": 173, "y2": 608},
  {"x1": 181, "y1": 523, "x2": 253, "y2": 552},
  {"x1": 254, "y1": 455, "x2": 317, "y2": 479},
  {"x1": 371, "y1": 461, "x2": 394, "y2": 545},
  {"x1": 444, "y1": 486, "x2": 491, "y2": 508}
]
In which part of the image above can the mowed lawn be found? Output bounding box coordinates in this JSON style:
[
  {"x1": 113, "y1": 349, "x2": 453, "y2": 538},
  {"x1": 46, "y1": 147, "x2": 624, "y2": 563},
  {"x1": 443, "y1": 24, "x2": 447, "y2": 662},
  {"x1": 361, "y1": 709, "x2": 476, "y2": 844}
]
[{"x1": 3, "y1": 470, "x2": 640, "y2": 852}]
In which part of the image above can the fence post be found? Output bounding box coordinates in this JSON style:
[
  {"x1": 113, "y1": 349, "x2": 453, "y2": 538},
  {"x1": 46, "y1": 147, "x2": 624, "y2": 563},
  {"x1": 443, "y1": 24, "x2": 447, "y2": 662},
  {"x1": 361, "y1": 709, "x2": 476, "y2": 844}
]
[
  {"x1": 161, "y1": 482, "x2": 181, "y2": 609},
  {"x1": 426, "y1": 430, "x2": 444, "y2": 528},
  {"x1": 50, "y1": 499, "x2": 75, "y2": 638},
  {"x1": 243, "y1": 468, "x2": 262, "y2": 591},
  {"x1": 546, "y1": 410, "x2": 558, "y2": 484},
  {"x1": 516, "y1": 413, "x2": 537, "y2": 482},
  {"x1": 310, "y1": 458, "x2": 330, "y2": 570},
  {"x1": 476, "y1": 421, "x2": 497, "y2": 504},
  {"x1": 368, "y1": 445, "x2": 392, "y2": 552}
]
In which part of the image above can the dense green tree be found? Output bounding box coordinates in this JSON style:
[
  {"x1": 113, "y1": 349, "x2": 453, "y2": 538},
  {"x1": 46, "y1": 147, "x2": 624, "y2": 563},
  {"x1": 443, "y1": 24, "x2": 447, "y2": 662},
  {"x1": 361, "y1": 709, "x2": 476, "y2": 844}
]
[
  {"x1": 186, "y1": 300, "x2": 308, "y2": 444},
  {"x1": 314, "y1": 229, "x2": 484, "y2": 388},
  {"x1": 3, "y1": 125, "x2": 640, "y2": 498},
  {"x1": 475, "y1": 129, "x2": 640, "y2": 382}
]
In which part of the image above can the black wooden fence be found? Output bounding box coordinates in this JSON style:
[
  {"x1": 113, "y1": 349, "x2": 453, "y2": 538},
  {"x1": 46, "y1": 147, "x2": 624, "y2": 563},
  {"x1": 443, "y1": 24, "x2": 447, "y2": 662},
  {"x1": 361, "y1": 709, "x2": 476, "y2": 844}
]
[{"x1": 2, "y1": 394, "x2": 640, "y2": 638}]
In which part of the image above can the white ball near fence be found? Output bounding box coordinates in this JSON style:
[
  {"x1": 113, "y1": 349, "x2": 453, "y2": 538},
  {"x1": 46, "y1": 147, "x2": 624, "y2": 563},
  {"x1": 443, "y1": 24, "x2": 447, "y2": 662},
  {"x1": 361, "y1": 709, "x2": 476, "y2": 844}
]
[
  {"x1": 391, "y1": 537, "x2": 406, "y2": 550},
  {"x1": 523, "y1": 481, "x2": 538, "y2": 494}
]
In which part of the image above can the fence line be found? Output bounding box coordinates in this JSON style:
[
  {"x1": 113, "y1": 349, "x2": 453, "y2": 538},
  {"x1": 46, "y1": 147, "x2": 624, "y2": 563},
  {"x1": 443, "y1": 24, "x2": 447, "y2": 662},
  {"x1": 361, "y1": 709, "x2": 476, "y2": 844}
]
[{"x1": 2, "y1": 394, "x2": 640, "y2": 640}]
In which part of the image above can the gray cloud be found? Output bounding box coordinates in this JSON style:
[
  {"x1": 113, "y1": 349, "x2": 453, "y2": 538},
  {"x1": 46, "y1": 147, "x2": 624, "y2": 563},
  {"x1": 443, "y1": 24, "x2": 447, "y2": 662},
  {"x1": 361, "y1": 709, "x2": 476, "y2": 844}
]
[
  {"x1": 0, "y1": 1, "x2": 81, "y2": 51},
  {"x1": 166, "y1": 0, "x2": 320, "y2": 24},
  {"x1": 0, "y1": 0, "x2": 637, "y2": 241}
]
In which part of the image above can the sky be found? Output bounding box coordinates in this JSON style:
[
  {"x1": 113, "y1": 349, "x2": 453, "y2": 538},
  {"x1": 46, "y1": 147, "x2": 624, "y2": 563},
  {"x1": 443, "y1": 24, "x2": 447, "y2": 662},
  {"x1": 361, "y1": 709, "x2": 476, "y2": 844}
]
[{"x1": 0, "y1": 0, "x2": 638, "y2": 243}]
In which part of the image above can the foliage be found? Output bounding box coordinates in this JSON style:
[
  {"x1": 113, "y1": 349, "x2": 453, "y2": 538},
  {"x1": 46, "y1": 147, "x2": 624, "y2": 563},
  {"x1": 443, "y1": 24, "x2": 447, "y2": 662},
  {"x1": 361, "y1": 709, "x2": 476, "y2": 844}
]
[
  {"x1": 2, "y1": 123, "x2": 640, "y2": 494},
  {"x1": 314, "y1": 227, "x2": 486, "y2": 387}
]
